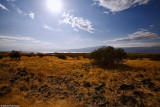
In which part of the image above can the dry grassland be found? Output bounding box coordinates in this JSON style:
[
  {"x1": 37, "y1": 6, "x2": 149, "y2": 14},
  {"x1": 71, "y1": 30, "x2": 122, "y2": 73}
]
[{"x1": 0, "y1": 56, "x2": 160, "y2": 107}]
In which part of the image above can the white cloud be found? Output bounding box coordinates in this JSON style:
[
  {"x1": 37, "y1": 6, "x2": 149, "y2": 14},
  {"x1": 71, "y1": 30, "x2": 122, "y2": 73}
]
[
  {"x1": 66, "y1": 35, "x2": 81, "y2": 45},
  {"x1": 150, "y1": 25, "x2": 154, "y2": 29},
  {"x1": 0, "y1": 35, "x2": 55, "y2": 52},
  {"x1": 0, "y1": 3, "x2": 9, "y2": 11},
  {"x1": 6, "y1": 0, "x2": 16, "y2": 2},
  {"x1": 104, "y1": 11, "x2": 109, "y2": 14},
  {"x1": 74, "y1": 28, "x2": 79, "y2": 32},
  {"x1": 109, "y1": 29, "x2": 160, "y2": 42},
  {"x1": 44, "y1": 25, "x2": 62, "y2": 31},
  {"x1": 108, "y1": 42, "x2": 160, "y2": 48},
  {"x1": 16, "y1": 8, "x2": 23, "y2": 14},
  {"x1": 29, "y1": 12, "x2": 34, "y2": 19},
  {"x1": 0, "y1": 35, "x2": 52, "y2": 45},
  {"x1": 60, "y1": 12, "x2": 95, "y2": 33},
  {"x1": 11, "y1": 4, "x2": 27, "y2": 15},
  {"x1": 94, "y1": 0, "x2": 151, "y2": 12}
]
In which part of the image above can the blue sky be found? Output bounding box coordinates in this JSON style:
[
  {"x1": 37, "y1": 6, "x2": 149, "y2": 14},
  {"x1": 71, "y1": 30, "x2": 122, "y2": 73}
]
[{"x1": 0, "y1": 0, "x2": 160, "y2": 52}]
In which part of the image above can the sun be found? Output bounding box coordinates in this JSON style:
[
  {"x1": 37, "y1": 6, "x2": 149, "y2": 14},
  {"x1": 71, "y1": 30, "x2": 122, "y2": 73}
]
[{"x1": 47, "y1": 0, "x2": 62, "y2": 13}]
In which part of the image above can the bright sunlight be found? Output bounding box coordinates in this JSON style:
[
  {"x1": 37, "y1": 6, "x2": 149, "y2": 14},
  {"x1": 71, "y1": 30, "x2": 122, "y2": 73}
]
[{"x1": 47, "y1": 0, "x2": 62, "y2": 13}]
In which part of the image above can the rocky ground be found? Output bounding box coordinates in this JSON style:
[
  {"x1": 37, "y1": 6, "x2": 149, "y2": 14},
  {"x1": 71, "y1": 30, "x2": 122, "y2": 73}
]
[{"x1": 0, "y1": 56, "x2": 160, "y2": 107}]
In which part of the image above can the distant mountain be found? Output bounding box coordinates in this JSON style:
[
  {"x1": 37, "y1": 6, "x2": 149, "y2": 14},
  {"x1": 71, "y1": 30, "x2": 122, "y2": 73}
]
[{"x1": 57, "y1": 46, "x2": 160, "y2": 53}]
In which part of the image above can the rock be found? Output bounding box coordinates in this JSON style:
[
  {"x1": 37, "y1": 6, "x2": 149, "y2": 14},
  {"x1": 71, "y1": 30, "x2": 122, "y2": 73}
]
[
  {"x1": 38, "y1": 73, "x2": 43, "y2": 77},
  {"x1": 119, "y1": 84, "x2": 135, "y2": 91},
  {"x1": 38, "y1": 78, "x2": 42, "y2": 83},
  {"x1": 0, "y1": 86, "x2": 12, "y2": 96},
  {"x1": 133, "y1": 91, "x2": 145, "y2": 98},
  {"x1": 30, "y1": 85, "x2": 38, "y2": 90},
  {"x1": 92, "y1": 95, "x2": 108, "y2": 106},
  {"x1": 155, "y1": 78, "x2": 160, "y2": 82},
  {"x1": 24, "y1": 77, "x2": 30, "y2": 82},
  {"x1": 142, "y1": 79, "x2": 155, "y2": 89},
  {"x1": 17, "y1": 68, "x2": 28, "y2": 77},
  {"x1": 30, "y1": 73, "x2": 35, "y2": 78},
  {"x1": 95, "y1": 83, "x2": 106, "y2": 91},
  {"x1": 136, "y1": 74, "x2": 144, "y2": 78},
  {"x1": 10, "y1": 77, "x2": 18, "y2": 84},
  {"x1": 142, "y1": 79, "x2": 151, "y2": 85},
  {"x1": 20, "y1": 86, "x2": 28, "y2": 91},
  {"x1": 38, "y1": 85, "x2": 50, "y2": 94},
  {"x1": 120, "y1": 95, "x2": 138, "y2": 106},
  {"x1": 153, "y1": 87, "x2": 160, "y2": 92},
  {"x1": 83, "y1": 81, "x2": 91, "y2": 88}
]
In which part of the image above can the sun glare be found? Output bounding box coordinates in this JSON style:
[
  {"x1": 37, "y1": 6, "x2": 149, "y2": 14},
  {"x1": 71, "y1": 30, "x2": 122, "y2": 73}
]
[{"x1": 47, "y1": 0, "x2": 62, "y2": 13}]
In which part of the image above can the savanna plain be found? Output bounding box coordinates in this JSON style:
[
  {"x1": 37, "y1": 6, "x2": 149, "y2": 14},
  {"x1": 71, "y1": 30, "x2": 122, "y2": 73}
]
[{"x1": 0, "y1": 53, "x2": 160, "y2": 107}]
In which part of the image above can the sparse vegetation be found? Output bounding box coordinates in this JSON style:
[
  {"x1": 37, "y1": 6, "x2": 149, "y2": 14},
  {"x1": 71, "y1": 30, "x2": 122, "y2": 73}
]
[
  {"x1": 90, "y1": 46, "x2": 126, "y2": 66},
  {"x1": 0, "y1": 56, "x2": 3, "y2": 59},
  {"x1": 0, "y1": 52, "x2": 160, "y2": 107},
  {"x1": 9, "y1": 50, "x2": 21, "y2": 60},
  {"x1": 37, "y1": 53, "x2": 45, "y2": 58},
  {"x1": 55, "y1": 54, "x2": 67, "y2": 59},
  {"x1": 149, "y1": 54, "x2": 160, "y2": 61}
]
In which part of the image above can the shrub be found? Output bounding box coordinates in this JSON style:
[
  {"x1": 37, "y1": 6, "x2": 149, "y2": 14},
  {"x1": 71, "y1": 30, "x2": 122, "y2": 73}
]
[
  {"x1": 26, "y1": 53, "x2": 35, "y2": 57},
  {"x1": 150, "y1": 54, "x2": 160, "y2": 61},
  {"x1": 90, "y1": 46, "x2": 126, "y2": 66},
  {"x1": 0, "y1": 56, "x2": 3, "y2": 59},
  {"x1": 55, "y1": 55, "x2": 67, "y2": 60},
  {"x1": 9, "y1": 51, "x2": 21, "y2": 60},
  {"x1": 37, "y1": 53, "x2": 44, "y2": 58}
]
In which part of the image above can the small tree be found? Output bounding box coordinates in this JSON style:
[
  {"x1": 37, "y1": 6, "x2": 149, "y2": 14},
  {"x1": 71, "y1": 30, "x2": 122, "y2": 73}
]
[
  {"x1": 90, "y1": 46, "x2": 126, "y2": 66},
  {"x1": 10, "y1": 51, "x2": 21, "y2": 60},
  {"x1": 55, "y1": 55, "x2": 67, "y2": 60},
  {"x1": 37, "y1": 53, "x2": 45, "y2": 58},
  {"x1": 0, "y1": 56, "x2": 3, "y2": 59}
]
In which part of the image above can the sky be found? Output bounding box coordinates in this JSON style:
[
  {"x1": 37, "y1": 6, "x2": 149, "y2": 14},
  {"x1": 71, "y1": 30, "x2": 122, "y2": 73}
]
[{"x1": 0, "y1": 0, "x2": 160, "y2": 52}]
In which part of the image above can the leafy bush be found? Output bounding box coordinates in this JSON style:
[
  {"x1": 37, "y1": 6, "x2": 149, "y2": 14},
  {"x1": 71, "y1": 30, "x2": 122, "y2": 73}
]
[
  {"x1": 0, "y1": 56, "x2": 3, "y2": 59},
  {"x1": 26, "y1": 53, "x2": 35, "y2": 57},
  {"x1": 55, "y1": 55, "x2": 67, "y2": 60},
  {"x1": 150, "y1": 54, "x2": 160, "y2": 61},
  {"x1": 37, "y1": 53, "x2": 44, "y2": 58},
  {"x1": 90, "y1": 46, "x2": 126, "y2": 66},
  {"x1": 9, "y1": 51, "x2": 21, "y2": 60}
]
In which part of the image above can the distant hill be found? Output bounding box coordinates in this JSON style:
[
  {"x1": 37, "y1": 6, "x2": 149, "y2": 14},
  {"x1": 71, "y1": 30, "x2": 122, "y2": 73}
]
[{"x1": 57, "y1": 46, "x2": 160, "y2": 53}]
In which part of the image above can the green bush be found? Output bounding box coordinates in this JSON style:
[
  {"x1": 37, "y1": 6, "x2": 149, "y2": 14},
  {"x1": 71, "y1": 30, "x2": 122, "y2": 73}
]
[
  {"x1": 55, "y1": 55, "x2": 67, "y2": 60},
  {"x1": 150, "y1": 54, "x2": 160, "y2": 61},
  {"x1": 9, "y1": 51, "x2": 21, "y2": 60},
  {"x1": 37, "y1": 53, "x2": 44, "y2": 58},
  {"x1": 0, "y1": 56, "x2": 3, "y2": 59},
  {"x1": 90, "y1": 46, "x2": 126, "y2": 66},
  {"x1": 26, "y1": 53, "x2": 35, "y2": 57}
]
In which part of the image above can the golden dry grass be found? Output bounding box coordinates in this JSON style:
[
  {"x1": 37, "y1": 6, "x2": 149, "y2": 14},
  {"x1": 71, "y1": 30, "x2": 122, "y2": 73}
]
[{"x1": 0, "y1": 56, "x2": 160, "y2": 107}]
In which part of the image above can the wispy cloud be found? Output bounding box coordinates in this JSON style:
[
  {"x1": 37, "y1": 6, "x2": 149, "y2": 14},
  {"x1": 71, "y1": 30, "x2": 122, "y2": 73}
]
[
  {"x1": 11, "y1": 4, "x2": 27, "y2": 15},
  {"x1": 0, "y1": 3, "x2": 9, "y2": 11},
  {"x1": 108, "y1": 42, "x2": 160, "y2": 48},
  {"x1": 104, "y1": 11, "x2": 109, "y2": 14},
  {"x1": 11, "y1": 4, "x2": 34, "y2": 19},
  {"x1": 29, "y1": 12, "x2": 34, "y2": 19},
  {"x1": 0, "y1": 35, "x2": 53, "y2": 45},
  {"x1": 44, "y1": 25, "x2": 62, "y2": 31},
  {"x1": 94, "y1": 0, "x2": 151, "y2": 12},
  {"x1": 150, "y1": 25, "x2": 154, "y2": 29},
  {"x1": 66, "y1": 35, "x2": 81, "y2": 45},
  {"x1": 0, "y1": 35, "x2": 55, "y2": 51},
  {"x1": 109, "y1": 29, "x2": 160, "y2": 42},
  {"x1": 60, "y1": 12, "x2": 94, "y2": 33},
  {"x1": 6, "y1": 0, "x2": 16, "y2": 2}
]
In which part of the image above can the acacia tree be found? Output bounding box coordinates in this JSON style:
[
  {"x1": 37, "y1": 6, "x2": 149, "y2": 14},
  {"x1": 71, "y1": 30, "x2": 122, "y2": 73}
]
[{"x1": 90, "y1": 46, "x2": 126, "y2": 66}]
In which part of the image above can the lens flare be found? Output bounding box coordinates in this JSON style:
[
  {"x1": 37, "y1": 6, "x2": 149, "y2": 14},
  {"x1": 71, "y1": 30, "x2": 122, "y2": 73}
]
[{"x1": 47, "y1": 0, "x2": 62, "y2": 13}]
